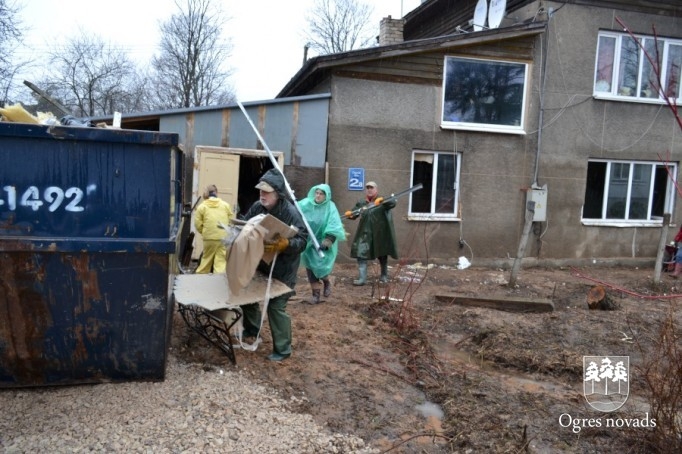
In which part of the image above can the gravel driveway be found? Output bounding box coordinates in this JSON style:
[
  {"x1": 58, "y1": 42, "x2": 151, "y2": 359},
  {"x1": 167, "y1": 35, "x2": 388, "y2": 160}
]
[{"x1": 0, "y1": 354, "x2": 376, "y2": 454}]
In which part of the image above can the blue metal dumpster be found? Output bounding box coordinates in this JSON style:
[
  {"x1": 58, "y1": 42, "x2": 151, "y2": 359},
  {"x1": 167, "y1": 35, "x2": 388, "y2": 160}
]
[{"x1": 0, "y1": 123, "x2": 183, "y2": 387}]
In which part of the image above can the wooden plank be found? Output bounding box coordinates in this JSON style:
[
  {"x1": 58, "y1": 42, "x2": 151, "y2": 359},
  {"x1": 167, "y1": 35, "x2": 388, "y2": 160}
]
[{"x1": 434, "y1": 293, "x2": 554, "y2": 313}]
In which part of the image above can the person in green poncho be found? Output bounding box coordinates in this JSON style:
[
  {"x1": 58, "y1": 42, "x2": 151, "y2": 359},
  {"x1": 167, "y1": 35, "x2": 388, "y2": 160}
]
[
  {"x1": 298, "y1": 184, "x2": 346, "y2": 304},
  {"x1": 345, "y1": 181, "x2": 398, "y2": 285}
]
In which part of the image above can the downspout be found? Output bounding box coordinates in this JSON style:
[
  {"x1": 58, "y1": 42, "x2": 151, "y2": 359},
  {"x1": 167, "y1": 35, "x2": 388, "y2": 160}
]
[{"x1": 533, "y1": 9, "x2": 552, "y2": 186}]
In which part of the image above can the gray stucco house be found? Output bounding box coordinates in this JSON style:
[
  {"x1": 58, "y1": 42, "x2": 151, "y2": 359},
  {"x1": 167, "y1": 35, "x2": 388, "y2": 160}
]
[
  {"x1": 276, "y1": 0, "x2": 682, "y2": 267},
  {"x1": 113, "y1": 0, "x2": 682, "y2": 267}
]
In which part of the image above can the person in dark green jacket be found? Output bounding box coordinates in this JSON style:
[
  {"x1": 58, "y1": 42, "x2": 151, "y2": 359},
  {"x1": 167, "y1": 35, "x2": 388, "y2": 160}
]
[
  {"x1": 345, "y1": 181, "x2": 398, "y2": 285},
  {"x1": 241, "y1": 168, "x2": 308, "y2": 361}
]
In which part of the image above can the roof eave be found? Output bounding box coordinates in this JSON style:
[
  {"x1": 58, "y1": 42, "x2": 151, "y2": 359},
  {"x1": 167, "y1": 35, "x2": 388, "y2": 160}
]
[{"x1": 277, "y1": 21, "x2": 546, "y2": 98}]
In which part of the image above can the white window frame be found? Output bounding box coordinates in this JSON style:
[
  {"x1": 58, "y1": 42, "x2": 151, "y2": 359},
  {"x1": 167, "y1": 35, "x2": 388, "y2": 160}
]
[
  {"x1": 582, "y1": 159, "x2": 677, "y2": 227},
  {"x1": 408, "y1": 150, "x2": 461, "y2": 221},
  {"x1": 593, "y1": 31, "x2": 682, "y2": 105},
  {"x1": 441, "y1": 56, "x2": 529, "y2": 134}
]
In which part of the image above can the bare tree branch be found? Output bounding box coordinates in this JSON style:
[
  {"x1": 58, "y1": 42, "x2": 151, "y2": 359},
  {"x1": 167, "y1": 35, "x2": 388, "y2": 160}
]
[
  {"x1": 305, "y1": 0, "x2": 375, "y2": 55},
  {"x1": 151, "y1": 0, "x2": 235, "y2": 109},
  {"x1": 41, "y1": 30, "x2": 147, "y2": 117},
  {"x1": 0, "y1": 0, "x2": 24, "y2": 104}
]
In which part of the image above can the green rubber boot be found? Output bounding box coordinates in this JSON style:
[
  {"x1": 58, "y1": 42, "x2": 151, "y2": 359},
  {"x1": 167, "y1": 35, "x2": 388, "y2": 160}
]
[{"x1": 353, "y1": 260, "x2": 367, "y2": 286}]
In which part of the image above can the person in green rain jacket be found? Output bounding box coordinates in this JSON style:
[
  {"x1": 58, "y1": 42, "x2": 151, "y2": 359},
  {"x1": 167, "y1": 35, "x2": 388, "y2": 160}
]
[
  {"x1": 240, "y1": 168, "x2": 308, "y2": 362},
  {"x1": 298, "y1": 184, "x2": 346, "y2": 304},
  {"x1": 345, "y1": 181, "x2": 398, "y2": 285}
]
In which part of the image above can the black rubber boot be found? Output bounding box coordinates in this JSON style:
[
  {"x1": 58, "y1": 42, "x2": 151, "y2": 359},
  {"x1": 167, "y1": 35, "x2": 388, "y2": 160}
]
[
  {"x1": 310, "y1": 289, "x2": 321, "y2": 304},
  {"x1": 322, "y1": 278, "x2": 332, "y2": 297},
  {"x1": 379, "y1": 256, "x2": 389, "y2": 283}
]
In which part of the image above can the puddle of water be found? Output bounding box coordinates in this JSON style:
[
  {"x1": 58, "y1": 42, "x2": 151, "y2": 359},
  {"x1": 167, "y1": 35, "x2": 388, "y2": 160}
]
[
  {"x1": 414, "y1": 401, "x2": 446, "y2": 438},
  {"x1": 431, "y1": 337, "x2": 574, "y2": 396},
  {"x1": 415, "y1": 401, "x2": 444, "y2": 419}
]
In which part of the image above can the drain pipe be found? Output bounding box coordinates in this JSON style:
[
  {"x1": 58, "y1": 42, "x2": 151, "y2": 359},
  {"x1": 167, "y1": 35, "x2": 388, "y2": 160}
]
[{"x1": 533, "y1": 8, "x2": 553, "y2": 186}]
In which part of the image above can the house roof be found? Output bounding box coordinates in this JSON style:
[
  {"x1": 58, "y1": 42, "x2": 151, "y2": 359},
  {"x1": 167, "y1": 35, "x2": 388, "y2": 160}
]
[
  {"x1": 277, "y1": 21, "x2": 546, "y2": 98},
  {"x1": 277, "y1": 0, "x2": 680, "y2": 99}
]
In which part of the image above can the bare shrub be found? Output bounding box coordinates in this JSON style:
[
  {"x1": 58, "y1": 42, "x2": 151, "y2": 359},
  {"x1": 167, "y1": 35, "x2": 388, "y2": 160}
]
[{"x1": 634, "y1": 303, "x2": 682, "y2": 451}]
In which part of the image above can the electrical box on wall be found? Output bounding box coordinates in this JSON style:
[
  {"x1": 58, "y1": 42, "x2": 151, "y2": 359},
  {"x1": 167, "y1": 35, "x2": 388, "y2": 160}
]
[{"x1": 527, "y1": 185, "x2": 548, "y2": 222}]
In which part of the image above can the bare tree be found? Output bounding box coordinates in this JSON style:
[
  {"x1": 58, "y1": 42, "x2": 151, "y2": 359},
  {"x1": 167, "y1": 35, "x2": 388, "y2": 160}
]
[
  {"x1": 151, "y1": 0, "x2": 235, "y2": 109},
  {"x1": 41, "y1": 30, "x2": 148, "y2": 117},
  {"x1": 0, "y1": 0, "x2": 23, "y2": 104},
  {"x1": 305, "y1": 0, "x2": 375, "y2": 55}
]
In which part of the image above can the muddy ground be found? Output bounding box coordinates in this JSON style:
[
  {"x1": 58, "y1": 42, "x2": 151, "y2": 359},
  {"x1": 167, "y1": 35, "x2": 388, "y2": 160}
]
[{"x1": 172, "y1": 262, "x2": 682, "y2": 453}]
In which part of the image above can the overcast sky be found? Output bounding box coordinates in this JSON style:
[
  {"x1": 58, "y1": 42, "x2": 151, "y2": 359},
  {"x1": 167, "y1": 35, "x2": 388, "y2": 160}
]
[{"x1": 16, "y1": 0, "x2": 423, "y2": 103}]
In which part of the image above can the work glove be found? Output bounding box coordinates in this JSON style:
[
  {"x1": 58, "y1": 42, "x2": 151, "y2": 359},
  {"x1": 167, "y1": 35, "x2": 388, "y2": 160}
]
[
  {"x1": 345, "y1": 210, "x2": 357, "y2": 220},
  {"x1": 264, "y1": 236, "x2": 289, "y2": 253},
  {"x1": 374, "y1": 197, "x2": 384, "y2": 206},
  {"x1": 320, "y1": 237, "x2": 334, "y2": 251}
]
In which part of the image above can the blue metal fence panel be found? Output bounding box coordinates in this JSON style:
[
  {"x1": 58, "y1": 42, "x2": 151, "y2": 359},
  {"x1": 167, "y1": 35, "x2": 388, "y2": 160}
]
[
  {"x1": 229, "y1": 105, "x2": 260, "y2": 150},
  {"x1": 262, "y1": 103, "x2": 294, "y2": 164},
  {"x1": 296, "y1": 98, "x2": 330, "y2": 167},
  {"x1": 194, "y1": 111, "x2": 223, "y2": 145}
]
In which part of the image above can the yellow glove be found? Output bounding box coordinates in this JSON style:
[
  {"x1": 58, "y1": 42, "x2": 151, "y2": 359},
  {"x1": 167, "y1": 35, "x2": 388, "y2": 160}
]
[
  {"x1": 345, "y1": 210, "x2": 353, "y2": 217},
  {"x1": 374, "y1": 197, "x2": 384, "y2": 206},
  {"x1": 264, "y1": 236, "x2": 289, "y2": 253}
]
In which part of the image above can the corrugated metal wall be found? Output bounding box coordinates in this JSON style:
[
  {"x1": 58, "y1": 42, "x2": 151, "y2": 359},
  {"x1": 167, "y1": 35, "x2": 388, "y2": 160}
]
[{"x1": 156, "y1": 95, "x2": 331, "y2": 204}]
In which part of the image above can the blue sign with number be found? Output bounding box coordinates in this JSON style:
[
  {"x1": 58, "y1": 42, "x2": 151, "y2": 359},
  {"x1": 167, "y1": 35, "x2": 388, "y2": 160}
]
[{"x1": 348, "y1": 168, "x2": 365, "y2": 191}]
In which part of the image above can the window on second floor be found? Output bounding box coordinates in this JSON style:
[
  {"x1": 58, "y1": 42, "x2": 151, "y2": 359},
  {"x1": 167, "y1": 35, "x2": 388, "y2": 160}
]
[
  {"x1": 441, "y1": 56, "x2": 528, "y2": 134},
  {"x1": 409, "y1": 150, "x2": 461, "y2": 221},
  {"x1": 582, "y1": 159, "x2": 676, "y2": 225},
  {"x1": 594, "y1": 31, "x2": 682, "y2": 104}
]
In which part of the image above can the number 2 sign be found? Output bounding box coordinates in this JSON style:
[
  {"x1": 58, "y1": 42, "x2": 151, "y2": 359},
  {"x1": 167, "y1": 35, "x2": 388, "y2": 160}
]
[{"x1": 348, "y1": 168, "x2": 365, "y2": 191}]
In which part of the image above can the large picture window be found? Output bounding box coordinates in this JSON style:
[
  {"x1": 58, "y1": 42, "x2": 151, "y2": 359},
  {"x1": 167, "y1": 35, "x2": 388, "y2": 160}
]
[
  {"x1": 594, "y1": 32, "x2": 682, "y2": 104},
  {"x1": 441, "y1": 56, "x2": 528, "y2": 134},
  {"x1": 583, "y1": 159, "x2": 676, "y2": 225},
  {"x1": 409, "y1": 150, "x2": 461, "y2": 221}
]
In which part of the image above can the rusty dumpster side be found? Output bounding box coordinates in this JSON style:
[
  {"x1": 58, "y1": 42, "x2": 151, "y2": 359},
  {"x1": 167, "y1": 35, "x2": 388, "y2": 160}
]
[{"x1": 0, "y1": 123, "x2": 183, "y2": 387}]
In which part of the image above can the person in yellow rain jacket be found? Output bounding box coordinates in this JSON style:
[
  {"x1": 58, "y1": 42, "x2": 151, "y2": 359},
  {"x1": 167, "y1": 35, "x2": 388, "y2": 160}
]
[{"x1": 194, "y1": 184, "x2": 234, "y2": 274}]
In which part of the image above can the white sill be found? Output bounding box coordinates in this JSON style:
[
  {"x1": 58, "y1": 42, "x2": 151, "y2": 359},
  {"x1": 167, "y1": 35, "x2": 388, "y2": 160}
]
[
  {"x1": 440, "y1": 123, "x2": 526, "y2": 135},
  {"x1": 592, "y1": 93, "x2": 681, "y2": 106},
  {"x1": 407, "y1": 215, "x2": 460, "y2": 222},
  {"x1": 581, "y1": 219, "x2": 663, "y2": 227}
]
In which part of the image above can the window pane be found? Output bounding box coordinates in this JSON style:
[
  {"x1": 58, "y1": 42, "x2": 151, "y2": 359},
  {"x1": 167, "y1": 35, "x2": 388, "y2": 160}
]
[
  {"x1": 595, "y1": 36, "x2": 616, "y2": 92},
  {"x1": 651, "y1": 165, "x2": 669, "y2": 217},
  {"x1": 584, "y1": 162, "x2": 606, "y2": 218},
  {"x1": 618, "y1": 37, "x2": 640, "y2": 97},
  {"x1": 606, "y1": 163, "x2": 629, "y2": 218},
  {"x1": 584, "y1": 160, "x2": 674, "y2": 222},
  {"x1": 628, "y1": 163, "x2": 651, "y2": 219},
  {"x1": 412, "y1": 153, "x2": 433, "y2": 213},
  {"x1": 641, "y1": 38, "x2": 662, "y2": 98},
  {"x1": 435, "y1": 154, "x2": 455, "y2": 213},
  {"x1": 442, "y1": 57, "x2": 526, "y2": 129},
  {"x1": 665, "y1": 44, "x2": 682, "y2": 99}
]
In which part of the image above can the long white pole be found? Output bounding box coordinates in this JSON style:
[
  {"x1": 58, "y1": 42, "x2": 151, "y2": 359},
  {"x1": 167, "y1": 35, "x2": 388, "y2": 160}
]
[{"x1": 236, "y1": 100, "x2": 324, "y2": 257}]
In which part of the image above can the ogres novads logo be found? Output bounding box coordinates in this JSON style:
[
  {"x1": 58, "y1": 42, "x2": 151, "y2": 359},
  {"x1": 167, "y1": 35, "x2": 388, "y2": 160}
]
[{"x1": 583, "y1": 356, "x2": 629, "y2": 412}]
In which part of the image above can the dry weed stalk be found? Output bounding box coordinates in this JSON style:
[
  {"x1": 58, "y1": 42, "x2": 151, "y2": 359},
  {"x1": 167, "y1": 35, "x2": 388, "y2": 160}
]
[
  {"x1": 634, "y1": 303, "x2": 682, "y2": 452},
  {"x1": 374, "y1": 222, "x2": 439, "y2": 333},
  {"x1": 609, "y1": 22, "x2": 682, "y2": 448}
]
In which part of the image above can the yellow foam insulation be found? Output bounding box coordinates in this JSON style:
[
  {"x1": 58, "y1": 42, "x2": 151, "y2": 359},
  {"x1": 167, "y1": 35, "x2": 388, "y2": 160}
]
[{"x1": 0, "y1": 103, "x2": 40, "y2": 124}]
